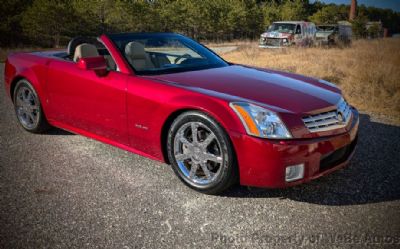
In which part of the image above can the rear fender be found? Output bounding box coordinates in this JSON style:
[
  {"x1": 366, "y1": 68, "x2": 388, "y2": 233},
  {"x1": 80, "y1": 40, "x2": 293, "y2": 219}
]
[{"x1": 9, "y1": 65, "x2": 49, "y2": 114}]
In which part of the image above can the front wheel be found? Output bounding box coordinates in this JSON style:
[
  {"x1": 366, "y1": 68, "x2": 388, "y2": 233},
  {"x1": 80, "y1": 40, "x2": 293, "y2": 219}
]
[
  {"x1": 167, "y1": 111, "x2": 238, "y2": 194},
  {"x1": 13, "y1": 79, "x2": 51, "y2": 133}
]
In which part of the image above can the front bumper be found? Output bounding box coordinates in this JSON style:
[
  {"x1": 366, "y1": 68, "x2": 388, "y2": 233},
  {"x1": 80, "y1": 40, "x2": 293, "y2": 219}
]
[
  {"x1": 316, "y1": 39, "x2": 330, "y2": 45},
  {"x1": 259, "y1": 45, "x2": 285, "y2": 49},
  {"x1": 259, "y1": 38, "x2": 291, "y2": 48},
  {"x1": 231, "y1": 108, "x2": 359, "y2": 188}
]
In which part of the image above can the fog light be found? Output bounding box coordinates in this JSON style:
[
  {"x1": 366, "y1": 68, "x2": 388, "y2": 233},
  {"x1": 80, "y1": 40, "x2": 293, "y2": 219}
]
[{"x1": 285, "y1": 164, "x2": 304, "y2": 182}]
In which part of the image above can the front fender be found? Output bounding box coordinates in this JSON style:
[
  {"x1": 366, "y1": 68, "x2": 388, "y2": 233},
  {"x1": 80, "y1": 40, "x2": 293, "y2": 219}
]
[
  {"x1": 165, "y1": 94, "x2": 245, "y2": 135},
  {"x1": 126, "y1": 76, "x2": 248, "y2": 162}
]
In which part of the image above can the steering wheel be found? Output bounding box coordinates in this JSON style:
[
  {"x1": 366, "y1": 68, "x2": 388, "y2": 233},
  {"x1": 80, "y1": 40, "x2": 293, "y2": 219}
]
[{"x1": 174, "y1": 53, "x2": 192, "y2": 64}]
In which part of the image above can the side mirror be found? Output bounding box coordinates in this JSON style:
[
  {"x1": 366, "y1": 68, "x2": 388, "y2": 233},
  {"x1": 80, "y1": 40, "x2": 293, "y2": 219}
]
[{"x1": 77, "y1": 56, "x2": 108, "y2": 76}]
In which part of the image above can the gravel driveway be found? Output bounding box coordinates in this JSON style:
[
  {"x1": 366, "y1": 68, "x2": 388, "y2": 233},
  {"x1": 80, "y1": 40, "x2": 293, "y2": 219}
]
[{"x1": 0, "y1": 63, "x2": 399, "y2": 248}]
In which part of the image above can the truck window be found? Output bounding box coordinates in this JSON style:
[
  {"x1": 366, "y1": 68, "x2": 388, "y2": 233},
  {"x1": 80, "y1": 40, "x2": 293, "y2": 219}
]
[{"x1": 296, "y1": 25, "x2": 301, "y2": 35}]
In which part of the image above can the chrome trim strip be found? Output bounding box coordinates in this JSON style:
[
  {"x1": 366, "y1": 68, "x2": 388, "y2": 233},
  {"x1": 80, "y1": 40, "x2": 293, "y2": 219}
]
[{"x1": 302, "y1": 98, "x2": 352, "y2": 133}]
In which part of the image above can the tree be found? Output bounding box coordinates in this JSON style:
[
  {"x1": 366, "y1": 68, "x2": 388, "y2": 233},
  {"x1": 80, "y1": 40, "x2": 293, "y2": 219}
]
[
  {"x1": 107, "y1": 0, "x2": 159, "y2": 32},
  {"x1": 2, "y1": 0, "x2": 400, "y2": 47},
  {"x1": 351, "y1": 15, "x2": 368, "y2": 39},
  {"x1": 0, "y1": 0, "x2": 32, "y2": 46},
  {"x1": 358, "y1": 5, "x2": 400, "y2": 35},
  {"x1": 240, "y1": 0, "x2": 264, "y2": 38},
  {"x1": 309, "y1": 4, "x2": 348, "y2": 24},
  {"x1": 280, "y1": 0, "x2": 308, "y2": 21},
  {"x1": 72, "y1": 0, "x2": 117, "y2": 34},
  {"x1": 367, "y1": 22, "x2": 381, "y2": 38},
  {"x1": 261, "y1": 1, "x2": 282, "y2": 27},
  {"x1": 21, "y1": 0, "x2": 77, "y2": 47}
]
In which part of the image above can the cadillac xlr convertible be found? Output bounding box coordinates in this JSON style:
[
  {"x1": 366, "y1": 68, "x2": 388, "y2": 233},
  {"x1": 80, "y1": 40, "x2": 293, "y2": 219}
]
[{"x1": 4, "y1": 33, "x2": 359, "y2": 194}]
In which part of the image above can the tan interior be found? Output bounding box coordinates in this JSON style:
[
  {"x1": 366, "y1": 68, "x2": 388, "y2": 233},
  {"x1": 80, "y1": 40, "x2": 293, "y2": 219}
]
[
  {"x1": 73, "y1": 43, "x2": 99, "y2": 62},
  {"x1": 124, "y1": 41, "x2": 155, "y2": 71},
  {"x1": 73, "y1": 43, "x2": 117, "y2": 71}
]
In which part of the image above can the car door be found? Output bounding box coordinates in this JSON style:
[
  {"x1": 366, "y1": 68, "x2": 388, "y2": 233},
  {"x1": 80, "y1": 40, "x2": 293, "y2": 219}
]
[
  {"x1": 46, "y1": 59, "x2": 129, "y2": 145},
  {"x1": 294, "y1": 24, "x2": 302, "y2": 43}
]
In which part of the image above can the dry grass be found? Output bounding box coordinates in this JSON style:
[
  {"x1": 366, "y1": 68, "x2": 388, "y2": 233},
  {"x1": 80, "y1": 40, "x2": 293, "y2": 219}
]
[
  {"x1": 204, "y1": 39, "x2": 255, "y2": 47},
  {"x1": 222, "y1": 39, "x2": 400, "y2": 123}
]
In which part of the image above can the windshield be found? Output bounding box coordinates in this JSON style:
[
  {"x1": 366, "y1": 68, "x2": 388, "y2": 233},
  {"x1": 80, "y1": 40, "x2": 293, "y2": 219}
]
[
  {"x1": 317, "y1": 26, "x2": 337, "y2": 32},
  {"x1": 108, "y1": 33, "x2": 228, "y2": 75},
  {"x1": 267, "y1": 23, "x2": 296, "y2": 34}
]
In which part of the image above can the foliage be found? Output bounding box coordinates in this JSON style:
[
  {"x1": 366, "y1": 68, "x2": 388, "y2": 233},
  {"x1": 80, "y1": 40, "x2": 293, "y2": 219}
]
[
  {"x1": 0, "y1": 0, "x2": 33, "y2": 46},
  {"x1": 0, "y1": 0, "x2": 399, "y2": 47},
  {"x1": 261, "y1": 1, "x2": 282, "y2": 28},
  {"x1": 280, "y1": 0, "x2": 308, "y2": 21},
  {"x1": 367, "y1": 22, "x2": 382, "y2": 39},
  {"x1": 20, "y1": 0, "x2": 78, "y2": 47},
  {"x1": 351, "y1": 15, "x2": 368, "y2": 39},
  {"x1": 309, "y1": 4, "x2": 348, "y2": 24}
]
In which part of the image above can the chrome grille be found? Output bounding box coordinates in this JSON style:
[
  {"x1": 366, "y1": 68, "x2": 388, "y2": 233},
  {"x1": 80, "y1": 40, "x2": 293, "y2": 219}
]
[
  {"x1": 265, "y1": 38, "x2": 282, "y2": 47},
  {"x1": 302, "y1": 98, "x2": 352, "y2": 132}
]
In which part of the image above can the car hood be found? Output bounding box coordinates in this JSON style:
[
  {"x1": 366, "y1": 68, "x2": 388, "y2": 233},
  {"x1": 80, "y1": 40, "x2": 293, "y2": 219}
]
[{"x1": 148, "y1": 65, "x2": 342, "y2": 114}]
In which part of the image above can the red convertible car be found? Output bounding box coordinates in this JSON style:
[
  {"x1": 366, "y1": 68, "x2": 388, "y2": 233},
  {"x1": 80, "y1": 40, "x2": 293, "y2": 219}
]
[{"x1": 4, "y1": 33, "x2": 359, "y2": 194}]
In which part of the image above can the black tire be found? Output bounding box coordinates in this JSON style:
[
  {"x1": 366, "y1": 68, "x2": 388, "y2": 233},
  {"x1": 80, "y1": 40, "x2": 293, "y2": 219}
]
[
  {"x1": 13, "y1": 79, "x2": 51, "y2": 133},
  {"x1": 167, "y1": 111, "x2": 238, "y2": 194}
]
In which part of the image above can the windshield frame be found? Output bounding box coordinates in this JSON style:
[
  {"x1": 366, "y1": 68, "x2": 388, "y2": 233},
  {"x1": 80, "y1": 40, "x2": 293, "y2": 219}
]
[
  {"x1": 316, "y1": 25, "x2": 338, "y2": 32},
  {"x1": 267, "y1": 23, "x2": 296, "y2": 34},
  {"x1": 107, "y1": 33, "x2": 229, "y2": 76}
]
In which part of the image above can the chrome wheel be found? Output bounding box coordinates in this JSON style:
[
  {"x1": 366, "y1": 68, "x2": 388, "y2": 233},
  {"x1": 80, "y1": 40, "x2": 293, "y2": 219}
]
[
  {"x1": 173, "y1": 122, "x2": 223, "y2": 186},
  {"x1": 15, "y1": 86, "x2": 40, "y2": 129}
]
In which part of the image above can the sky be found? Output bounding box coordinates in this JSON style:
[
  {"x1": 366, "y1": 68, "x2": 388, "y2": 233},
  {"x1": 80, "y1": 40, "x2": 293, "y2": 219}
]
[{"x1": 310, "y1": 0, "x2": 400, "y2": 12}]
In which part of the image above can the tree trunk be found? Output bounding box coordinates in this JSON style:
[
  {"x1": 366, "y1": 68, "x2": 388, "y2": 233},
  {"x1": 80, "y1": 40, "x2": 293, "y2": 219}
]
[{"x1": 54, "y1": 33, "x2": 60, "y2": 48}]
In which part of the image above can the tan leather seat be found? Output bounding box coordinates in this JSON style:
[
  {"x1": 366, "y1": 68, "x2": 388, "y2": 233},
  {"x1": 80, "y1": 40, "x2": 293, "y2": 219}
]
[
  {"x1": 73, "y1": 43, "x2": 99, "y2": 62},
  {"x1": 125, "y1": 41, "x2": 154, "y2": 71}
]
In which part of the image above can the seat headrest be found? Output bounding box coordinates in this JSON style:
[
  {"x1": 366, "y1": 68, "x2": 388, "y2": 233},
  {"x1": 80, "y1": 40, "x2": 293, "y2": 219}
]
[
  {"x1": 67, "y1": 37, "x2": 99, "y2": 57},
  {"x1": 73, "y1": 43, "x2": 99, "y2": 62},
  {"x1": 125, "y1": 42, "x2": 147, "y2": 60}
]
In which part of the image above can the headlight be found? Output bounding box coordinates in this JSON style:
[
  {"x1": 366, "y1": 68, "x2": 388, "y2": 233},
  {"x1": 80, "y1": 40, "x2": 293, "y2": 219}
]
[
  {"x1": 230, "y1": 102, "x2": 292, "y2": 139},
  {"x1": 283, "y1": 38, "x2": 288, "y2": 43}
]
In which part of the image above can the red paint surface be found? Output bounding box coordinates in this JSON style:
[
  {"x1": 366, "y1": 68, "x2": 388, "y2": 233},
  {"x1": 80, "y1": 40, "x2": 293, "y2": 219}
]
[{"x1": 3, "y1": 35, "x2": 359, "y2": 188}]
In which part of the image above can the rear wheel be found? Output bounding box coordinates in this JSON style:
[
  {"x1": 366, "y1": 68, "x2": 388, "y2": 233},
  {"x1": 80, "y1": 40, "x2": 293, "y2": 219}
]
[
  {"x1": 167, "y1": 111, "x2": 237, "y2": 194},
  {"x1": 13, "y1": 79, "x2": 50, "y2": 133}
]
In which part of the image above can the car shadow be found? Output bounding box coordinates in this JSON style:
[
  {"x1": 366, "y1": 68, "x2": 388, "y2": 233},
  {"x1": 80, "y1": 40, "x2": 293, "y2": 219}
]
[
  {"x1": 45, "y1": 127, "x2": 75, "y2": 135},
  {"x1": 223, "y1": 114, "x2": 400, "y2": 206}
]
